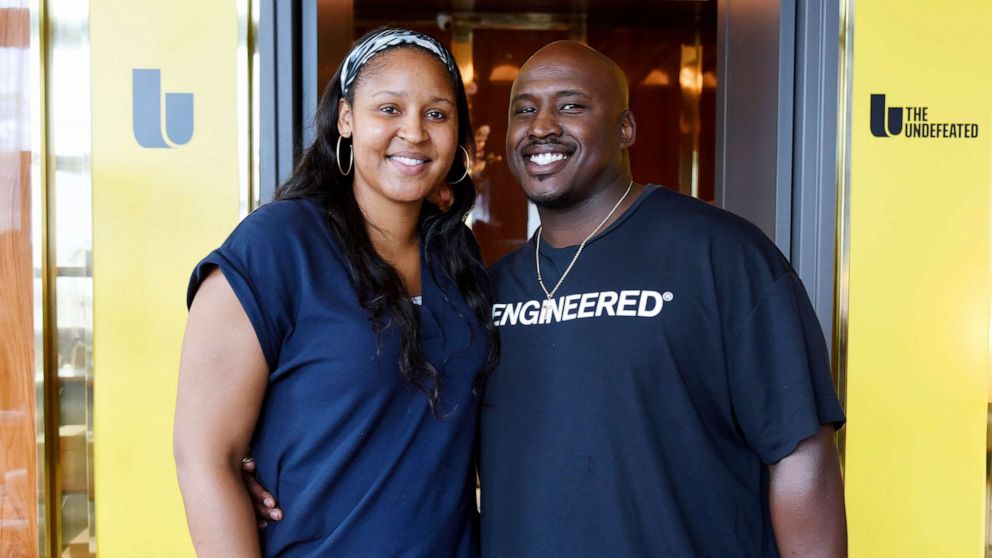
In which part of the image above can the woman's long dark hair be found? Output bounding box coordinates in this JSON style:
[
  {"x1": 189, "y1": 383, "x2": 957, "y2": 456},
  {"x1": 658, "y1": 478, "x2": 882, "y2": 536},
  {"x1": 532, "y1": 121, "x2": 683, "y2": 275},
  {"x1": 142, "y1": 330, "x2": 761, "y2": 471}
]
[{"x1": 274, "y1": 32, "x2": 498, "y2": 416}]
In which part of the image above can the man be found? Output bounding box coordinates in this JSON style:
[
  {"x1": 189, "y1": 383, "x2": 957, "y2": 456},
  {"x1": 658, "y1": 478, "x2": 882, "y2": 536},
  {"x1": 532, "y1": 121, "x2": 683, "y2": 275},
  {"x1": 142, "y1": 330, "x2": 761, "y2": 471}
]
[
  {"x1": 479, "y1": 41, "x2": 846, "y2": 557},
  {"x1": 248, "y1": 41, "x2": 847, "y2": 557}
]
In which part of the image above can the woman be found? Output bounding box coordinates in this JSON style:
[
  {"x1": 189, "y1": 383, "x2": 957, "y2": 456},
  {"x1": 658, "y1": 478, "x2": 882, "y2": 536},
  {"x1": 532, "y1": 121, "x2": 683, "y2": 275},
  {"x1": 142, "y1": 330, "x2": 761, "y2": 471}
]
[{"x1": 174, "y1": 29, "x2": 498, "y2": 557}]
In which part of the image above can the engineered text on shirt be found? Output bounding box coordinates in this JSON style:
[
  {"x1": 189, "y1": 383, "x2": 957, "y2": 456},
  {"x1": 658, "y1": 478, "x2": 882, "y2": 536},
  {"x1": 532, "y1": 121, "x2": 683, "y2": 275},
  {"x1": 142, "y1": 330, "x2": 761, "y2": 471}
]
[{"x1": 492, "y1": 289, "x2": 675, "y2": 327}]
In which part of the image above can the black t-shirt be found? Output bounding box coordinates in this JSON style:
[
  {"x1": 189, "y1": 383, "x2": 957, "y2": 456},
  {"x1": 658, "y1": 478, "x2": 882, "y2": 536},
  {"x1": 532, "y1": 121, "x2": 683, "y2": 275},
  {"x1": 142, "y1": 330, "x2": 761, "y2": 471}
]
[{"x1": 479, "y1": 185, "x2": 845, "y2": 557}]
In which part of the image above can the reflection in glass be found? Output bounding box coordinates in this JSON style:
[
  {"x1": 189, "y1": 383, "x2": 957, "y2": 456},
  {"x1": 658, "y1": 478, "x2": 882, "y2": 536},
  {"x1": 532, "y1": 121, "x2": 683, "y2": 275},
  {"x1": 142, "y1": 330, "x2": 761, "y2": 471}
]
[{"x1": 678, "y1": 41, "x2": 703, "y2": 197}]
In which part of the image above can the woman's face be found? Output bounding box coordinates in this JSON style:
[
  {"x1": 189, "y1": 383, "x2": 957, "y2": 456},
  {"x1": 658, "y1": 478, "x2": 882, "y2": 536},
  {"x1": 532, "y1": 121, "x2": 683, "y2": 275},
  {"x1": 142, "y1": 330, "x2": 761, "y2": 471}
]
[{"x1": 338, "y1": 48, "x2": 459, "y2": 211}]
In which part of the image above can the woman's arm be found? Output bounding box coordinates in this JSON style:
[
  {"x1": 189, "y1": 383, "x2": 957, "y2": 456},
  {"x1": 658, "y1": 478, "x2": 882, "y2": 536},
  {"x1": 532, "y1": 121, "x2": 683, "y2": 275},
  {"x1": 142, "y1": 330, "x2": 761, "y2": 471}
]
[{"x1": 174, "y1": 268, "x2": 269, "y2": 557}]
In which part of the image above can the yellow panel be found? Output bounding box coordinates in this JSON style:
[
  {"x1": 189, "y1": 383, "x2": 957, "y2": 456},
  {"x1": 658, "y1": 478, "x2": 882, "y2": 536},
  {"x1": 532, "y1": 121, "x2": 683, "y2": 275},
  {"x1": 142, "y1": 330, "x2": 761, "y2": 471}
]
[
  {"x1": 90, "y1": 1, "x2": 241, "y2": 555},
  {"x1": 845, "y1": 1, "x2": 992, "y2": 556}
]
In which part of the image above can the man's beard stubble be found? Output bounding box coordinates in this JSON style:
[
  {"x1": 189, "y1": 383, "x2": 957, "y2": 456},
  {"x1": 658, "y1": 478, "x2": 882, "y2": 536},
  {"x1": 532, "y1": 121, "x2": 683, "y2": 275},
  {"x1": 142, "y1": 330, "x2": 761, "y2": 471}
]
[{"x1": 525, "y1": 179, "x2": 575, "y2": 210}]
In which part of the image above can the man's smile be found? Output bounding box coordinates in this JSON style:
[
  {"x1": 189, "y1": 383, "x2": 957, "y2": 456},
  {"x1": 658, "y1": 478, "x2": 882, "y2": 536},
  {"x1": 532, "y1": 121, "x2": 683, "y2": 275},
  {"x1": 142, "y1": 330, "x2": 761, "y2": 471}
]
[
  {"x1": 521, "y1": 141, "x2": 575, "y2": 175},
  {"x1": 529, "y1": 152, "x2": 567, "y2": 165}
]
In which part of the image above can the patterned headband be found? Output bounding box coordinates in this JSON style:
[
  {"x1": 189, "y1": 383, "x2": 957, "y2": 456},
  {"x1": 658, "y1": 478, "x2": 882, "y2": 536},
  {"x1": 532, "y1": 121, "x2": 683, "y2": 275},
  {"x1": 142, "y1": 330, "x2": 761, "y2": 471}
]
[{"x1": 340, "y1": 29, "x2": 459, "y2": 96}]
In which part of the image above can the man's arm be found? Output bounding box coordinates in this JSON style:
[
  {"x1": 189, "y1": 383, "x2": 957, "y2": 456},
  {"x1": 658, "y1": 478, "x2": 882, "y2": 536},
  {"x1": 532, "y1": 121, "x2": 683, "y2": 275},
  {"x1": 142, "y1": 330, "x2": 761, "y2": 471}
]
[
  {"x1": 768, "y1": 425, "x2": 847, "y2": 557},
  {"x1": 174, "y1": 268, "x2": 269, "y2": 556}
]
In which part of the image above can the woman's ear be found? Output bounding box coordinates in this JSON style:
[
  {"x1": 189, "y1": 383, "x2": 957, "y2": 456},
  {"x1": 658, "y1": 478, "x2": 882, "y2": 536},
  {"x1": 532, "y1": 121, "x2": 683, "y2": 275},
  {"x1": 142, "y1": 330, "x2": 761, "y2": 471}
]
[{"x1": 338, "y1": 98, "x2": 353, "y2": 138}]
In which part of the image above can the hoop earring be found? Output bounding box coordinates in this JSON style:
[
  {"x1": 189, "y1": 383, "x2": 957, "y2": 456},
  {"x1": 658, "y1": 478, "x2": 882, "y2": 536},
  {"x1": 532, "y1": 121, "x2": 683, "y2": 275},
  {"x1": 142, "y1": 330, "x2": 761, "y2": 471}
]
[
  {"x1": 449, "y1": 145, "x2": 471, "y2": 184},
  {"x1": 336, "y1": 135, "x2": 353, "y2": 176}
]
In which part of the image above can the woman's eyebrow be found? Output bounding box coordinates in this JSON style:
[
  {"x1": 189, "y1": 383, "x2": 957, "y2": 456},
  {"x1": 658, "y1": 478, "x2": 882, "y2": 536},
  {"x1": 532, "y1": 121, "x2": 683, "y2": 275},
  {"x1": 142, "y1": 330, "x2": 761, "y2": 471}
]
[
  {"x1": 371, "y1": 90, "x2": 406, "y2": 98},
  {"x1": 370, "y1": 90, "x2": 454, "y2": 106}
]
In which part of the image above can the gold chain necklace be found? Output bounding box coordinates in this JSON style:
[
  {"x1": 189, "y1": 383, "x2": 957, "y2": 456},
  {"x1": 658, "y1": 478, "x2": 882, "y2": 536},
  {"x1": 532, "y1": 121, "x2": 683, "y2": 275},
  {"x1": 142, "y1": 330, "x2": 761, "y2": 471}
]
[{"x1": 535, "y1": 180, "x2": 634, "y2": 302}]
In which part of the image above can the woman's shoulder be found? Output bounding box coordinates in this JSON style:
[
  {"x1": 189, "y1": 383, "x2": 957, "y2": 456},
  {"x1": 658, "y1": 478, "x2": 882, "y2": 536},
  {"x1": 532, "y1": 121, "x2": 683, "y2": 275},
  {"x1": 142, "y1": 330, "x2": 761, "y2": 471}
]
[
  {"x1": 210, "y1": 197, "x2": 345, "y2": 282},
  {"x1": 223, "y1": 198, "x2": 326, "y2": 248},
  {"x1": 239, "y1": 197, "x2": 322, "y2": 232}
]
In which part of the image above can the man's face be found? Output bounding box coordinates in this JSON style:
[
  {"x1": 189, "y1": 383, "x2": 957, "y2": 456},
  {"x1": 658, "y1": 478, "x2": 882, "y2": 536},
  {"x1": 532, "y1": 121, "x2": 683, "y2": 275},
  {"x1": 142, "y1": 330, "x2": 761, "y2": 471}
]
[{"x1": 506, "y1": 47, "x2": 628, "y2": 209}]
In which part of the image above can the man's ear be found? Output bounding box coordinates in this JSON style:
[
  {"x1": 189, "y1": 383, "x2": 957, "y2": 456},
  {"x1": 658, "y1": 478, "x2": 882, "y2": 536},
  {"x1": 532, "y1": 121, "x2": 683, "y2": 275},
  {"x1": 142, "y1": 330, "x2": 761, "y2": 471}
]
[
  {"x1": 338, "y1": 98, "x2": 353, "y2": 137},
  {"x1": 620, "y1": 109, "x2": 636, "y2": 149}
]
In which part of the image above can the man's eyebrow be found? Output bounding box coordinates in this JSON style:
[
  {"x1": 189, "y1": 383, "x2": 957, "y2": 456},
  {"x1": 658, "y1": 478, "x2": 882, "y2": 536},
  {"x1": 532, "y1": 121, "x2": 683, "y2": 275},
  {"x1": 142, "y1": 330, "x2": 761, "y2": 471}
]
[
  {"x1": 510, "y1": 90, "x2": 592, "y2": 104},
  {"x1": 510, "y1": 92, "x2": 536, "y2": 104},
  {"x1": 556, "y1": 90, "x2": 591, "y2": 99}
]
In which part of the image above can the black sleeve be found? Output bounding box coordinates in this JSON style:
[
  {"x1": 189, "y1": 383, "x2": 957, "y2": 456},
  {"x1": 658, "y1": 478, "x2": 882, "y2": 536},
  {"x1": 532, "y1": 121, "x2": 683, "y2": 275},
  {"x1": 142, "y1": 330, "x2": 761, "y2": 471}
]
[
  {"x1": 186, "y1": 202, "x2": 301, "y2": 371},
  {"x1": 726, "y1": 271, "x2": 846, "y2": 464}
]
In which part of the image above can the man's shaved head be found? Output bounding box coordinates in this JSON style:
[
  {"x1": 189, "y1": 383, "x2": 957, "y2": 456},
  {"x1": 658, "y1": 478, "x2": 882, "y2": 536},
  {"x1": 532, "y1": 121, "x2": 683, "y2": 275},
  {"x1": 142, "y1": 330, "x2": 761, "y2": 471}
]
[
  {"x1": 506, "y1": 41, "x2": 636, "y2": 210},
  {"x1": 522, "y1": 41, "x2": 629, "y2": 110}
]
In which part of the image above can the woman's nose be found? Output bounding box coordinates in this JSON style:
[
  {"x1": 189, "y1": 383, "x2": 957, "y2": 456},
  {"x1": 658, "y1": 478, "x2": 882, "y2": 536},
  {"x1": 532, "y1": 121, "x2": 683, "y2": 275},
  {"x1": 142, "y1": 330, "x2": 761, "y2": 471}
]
[{"x1": 397, "y1": 113, "x2": 429, "y2": 144}]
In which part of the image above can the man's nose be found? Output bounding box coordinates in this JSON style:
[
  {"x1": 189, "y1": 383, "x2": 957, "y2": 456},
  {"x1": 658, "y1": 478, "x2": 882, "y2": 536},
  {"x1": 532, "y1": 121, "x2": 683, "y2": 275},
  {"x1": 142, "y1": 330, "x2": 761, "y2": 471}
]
[{"x1": 529, "y1": 108, "x2": 562, "y2": 139}]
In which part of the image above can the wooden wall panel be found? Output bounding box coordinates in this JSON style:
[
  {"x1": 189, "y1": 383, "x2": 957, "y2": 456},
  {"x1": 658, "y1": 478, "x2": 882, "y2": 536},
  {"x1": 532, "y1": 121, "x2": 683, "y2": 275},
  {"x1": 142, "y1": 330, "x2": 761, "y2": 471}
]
[
  {"x1": 0, "y1": 145, "x2": 39, "y2": 558},
  {"x1": 1, "y1": 6, "x2": 39, "y2": 557}
]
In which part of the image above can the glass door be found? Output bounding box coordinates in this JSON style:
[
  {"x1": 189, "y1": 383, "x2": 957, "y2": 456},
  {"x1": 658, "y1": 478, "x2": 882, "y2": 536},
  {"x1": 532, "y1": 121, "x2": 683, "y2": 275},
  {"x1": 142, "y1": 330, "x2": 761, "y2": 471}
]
[{"x1": 303, "y1": 0, "x2": 716, "y2": 264}]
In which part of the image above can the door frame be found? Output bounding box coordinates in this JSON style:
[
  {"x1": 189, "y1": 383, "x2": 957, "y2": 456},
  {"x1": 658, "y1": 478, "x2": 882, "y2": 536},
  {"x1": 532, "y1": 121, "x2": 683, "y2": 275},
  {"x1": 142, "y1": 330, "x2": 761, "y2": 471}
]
[{"x1": 716, "y1": 0, "x2": 841, "y2": 347}]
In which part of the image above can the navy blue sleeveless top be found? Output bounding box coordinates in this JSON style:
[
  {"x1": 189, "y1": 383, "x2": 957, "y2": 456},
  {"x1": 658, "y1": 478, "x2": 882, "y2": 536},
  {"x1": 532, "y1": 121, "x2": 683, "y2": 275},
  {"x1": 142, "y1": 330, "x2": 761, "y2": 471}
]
[{"x1": 187, "y1": 198, "x2": 487, "y2": 557}]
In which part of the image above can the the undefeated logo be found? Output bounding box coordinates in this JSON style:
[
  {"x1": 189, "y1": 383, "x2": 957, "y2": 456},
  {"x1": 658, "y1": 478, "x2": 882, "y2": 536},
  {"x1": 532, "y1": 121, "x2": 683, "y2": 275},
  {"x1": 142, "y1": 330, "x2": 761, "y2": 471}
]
[
  {"x1": 492, "y1": 289, "x2": 674, "y2": 327},
  {"x1": 870, "y1": 93, "x2": 979, "y2": 139},
  {"x1": 132, "y1": 69, "x2": 194, "y2": 148}
]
